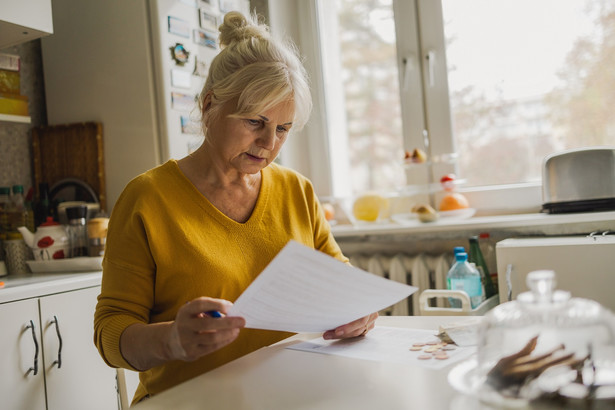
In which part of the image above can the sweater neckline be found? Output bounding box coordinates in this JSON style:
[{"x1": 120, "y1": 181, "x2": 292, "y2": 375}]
[{"x1": 168, "y1": 159, "x2": 270, "y2": 228}]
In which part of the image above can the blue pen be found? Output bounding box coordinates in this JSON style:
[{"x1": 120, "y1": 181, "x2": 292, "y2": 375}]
[{"x1": 205, "y1": 310, "x2": 222, "y2": 318}]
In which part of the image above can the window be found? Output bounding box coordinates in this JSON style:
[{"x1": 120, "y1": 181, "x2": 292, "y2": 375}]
[{"x1": 277, "y1": 0, "x2": 615, "y2": 213}]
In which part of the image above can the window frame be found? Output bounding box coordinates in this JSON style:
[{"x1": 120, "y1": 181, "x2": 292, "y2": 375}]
[{"x1": 270, "y1": 0, "x2": 544, "y2": 213}]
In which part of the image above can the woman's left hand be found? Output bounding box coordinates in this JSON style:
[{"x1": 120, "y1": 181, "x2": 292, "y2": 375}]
[{"x1": 322, "y1": 312, "x2": 379, "y2": 340}]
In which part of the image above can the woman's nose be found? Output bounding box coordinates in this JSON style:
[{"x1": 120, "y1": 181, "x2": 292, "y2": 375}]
[{"x1": 256, "y1": 127, "x2": 276, "y2": 150}]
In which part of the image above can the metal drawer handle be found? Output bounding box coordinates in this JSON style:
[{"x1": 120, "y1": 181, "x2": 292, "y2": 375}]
[
  {"x1": 51, "y1": 315, "x2": 63, "y2": 369},
  {"x1": 25, "y1": 320, "x2": 39, "y2": 376}
]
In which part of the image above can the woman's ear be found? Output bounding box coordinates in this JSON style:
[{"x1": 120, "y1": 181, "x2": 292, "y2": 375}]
[{"x1": 202, "y1": 91, "x2": 213, "y2": 127}]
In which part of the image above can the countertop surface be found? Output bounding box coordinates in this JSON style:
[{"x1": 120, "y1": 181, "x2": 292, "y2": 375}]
[
  {"x1": 0, "y1": 271, "x2": 102, "y2": 304},
  {"x1": 135, "y1": 316, "x2": 486, "y2": 410}
]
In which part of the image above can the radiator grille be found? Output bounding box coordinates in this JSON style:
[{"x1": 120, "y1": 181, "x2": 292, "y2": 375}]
[{"x1": 348, "y1": 252, "x2": 453, "y2": 315}]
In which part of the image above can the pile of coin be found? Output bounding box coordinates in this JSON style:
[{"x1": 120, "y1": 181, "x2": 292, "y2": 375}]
[{"x1": 409, "y1": 340, "x2": 456, "y2": 360}]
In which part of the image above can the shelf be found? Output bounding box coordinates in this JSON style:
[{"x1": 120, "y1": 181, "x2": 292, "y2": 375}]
[
  {"x1": 331, "y1": 210, "x2": 615, "y2": 238},
  {"x1": 0, "y1": 113, "x2": 32, "y2": 124}
]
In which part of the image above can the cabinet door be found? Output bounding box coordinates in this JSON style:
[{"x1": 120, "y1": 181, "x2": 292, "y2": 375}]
[
  {"x1": 0, "y1": 298, "x2": 46, "y2": 410},
  {"x1": 39, "y1": 286, "x2": 118, "y2": 410}
]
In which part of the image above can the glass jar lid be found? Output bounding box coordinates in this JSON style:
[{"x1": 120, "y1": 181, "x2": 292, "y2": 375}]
[{"x1": 474, "y1": 270, "x2": 615, "y2": 404}]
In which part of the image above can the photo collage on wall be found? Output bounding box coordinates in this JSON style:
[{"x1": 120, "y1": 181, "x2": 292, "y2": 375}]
[
  {"x1": 166, "y1": 0, "x2": 214, "y2": 144},
  {"x1": 166, "y1": 0, "x2": 249, "y2": 154}
]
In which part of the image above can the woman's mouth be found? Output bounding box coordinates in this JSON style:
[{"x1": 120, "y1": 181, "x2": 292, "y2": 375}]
[{"x1": 246, "y1": 153, "x2": 266, "y2": 162}]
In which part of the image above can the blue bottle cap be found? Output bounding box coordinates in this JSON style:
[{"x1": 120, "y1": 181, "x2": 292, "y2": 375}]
[
  {"x1": 455, "y1": 252, "x2": 468, "y2": 261},
  {"x1": 453, "y1": 246, "x2": 465, "y2": 255}
]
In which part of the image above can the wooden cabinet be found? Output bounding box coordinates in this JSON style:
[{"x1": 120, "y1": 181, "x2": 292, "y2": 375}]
[{"x1": 0, "y1": 284, "x2": 118, "y2": 410}]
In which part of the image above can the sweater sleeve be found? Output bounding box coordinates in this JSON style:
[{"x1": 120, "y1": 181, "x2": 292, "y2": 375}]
[{"x1": 93, "y1": 176, "x2": 158, "y2": 370}]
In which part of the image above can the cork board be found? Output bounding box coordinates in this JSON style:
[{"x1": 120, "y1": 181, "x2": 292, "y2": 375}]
[{"x1": 32, "y1": 122, "x2": 106, "y2": 210}]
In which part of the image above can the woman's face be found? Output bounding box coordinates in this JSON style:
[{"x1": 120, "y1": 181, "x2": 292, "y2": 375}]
[{"x1": 205, "y1": 99, "x2": 295, "y2": 175}]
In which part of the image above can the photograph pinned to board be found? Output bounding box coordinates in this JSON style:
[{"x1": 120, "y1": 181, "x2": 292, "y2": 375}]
[
  {"x1": 199, "y1": 9, "x2": 219, "y2": 32},
  {"x1": 168, "y1": 16, "x2": 191, "y2": 38},
  {"x1": 171, "y1": 91, "x2": 197, "y2": 111},
  {"x1": 193, "y1": 56, "x2": 207, "y2": 77},
  {"x1": 193, "y1": 28, "x2": 217, "y2": 49},
  {"x1": 199, "y1": 0, "x2": 219, "y2": 13},
  {"x1": 171, "y1": 69, "x2": 192, "y2": 89},
  {"x1": 180, "y1": 115, "x2": 201, "y2": 135},
  {"x1": 169, "y1": 43, "x2": 190, "y2": 66}
]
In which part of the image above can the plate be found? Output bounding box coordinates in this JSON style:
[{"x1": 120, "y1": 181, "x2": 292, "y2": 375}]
[
  {"x1": 390, "y1": 213, "x2": 418, "y2": 225},
  {"x1": 439, "y1": 208, "x2": 476, "y2": 219},
  {"x1": 27, "y1": 256, "x2": 103, "y2": 273},
  {"x1": 391, "y1": 208, "x2": 476, "y2": 225},
  {"x1": 448, "y1": 358, "x2": 529, "y2": 408}
]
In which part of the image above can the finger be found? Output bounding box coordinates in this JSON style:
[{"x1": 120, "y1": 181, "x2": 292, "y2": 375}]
[
  {"x1": 183, "y1": 328, "x2": 242, "y2": 361},
  {"x1": 183, "y1": 297, "x2": 234, "y2": 317},
  {"x1": 323, "y1": 312, "x2": 379, "y2": 340}
]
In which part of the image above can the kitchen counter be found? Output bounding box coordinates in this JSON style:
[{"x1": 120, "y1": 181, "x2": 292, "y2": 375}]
[
  {"x1": 134, "y1": 316, "x2": 485, "y2": 410},
  {"x1": 0, "y1": 271, "x2": 102, "y2": 304}
]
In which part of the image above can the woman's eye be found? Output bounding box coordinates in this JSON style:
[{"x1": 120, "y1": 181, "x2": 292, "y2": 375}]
[
  {"x1": 276, "y1": 126, "x2": 289, "y2": 133},
  {"x1": 246, "y1": 119, "x2": 261, "y2": 126}
]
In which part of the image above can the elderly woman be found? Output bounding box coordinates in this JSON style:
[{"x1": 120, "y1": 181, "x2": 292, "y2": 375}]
[{"x1": 93, "y1": 11, "x2": 377, "y2": 403}]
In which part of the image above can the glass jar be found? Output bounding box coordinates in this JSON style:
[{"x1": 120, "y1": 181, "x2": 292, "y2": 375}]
[
  {"x1": 65, "y1": 205, "x2": 88, "y2": 257},
  {"x1": 473, "y1": 270, "x2": 615, "y2": 405}
]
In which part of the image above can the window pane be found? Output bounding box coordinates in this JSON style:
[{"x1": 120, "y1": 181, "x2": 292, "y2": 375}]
[
  {"x1": 442, "y1": 0, "x2": 615, "y2": 186},
  {"x1": 334, "y1": 0, "x2": 404, "y2": 194}
]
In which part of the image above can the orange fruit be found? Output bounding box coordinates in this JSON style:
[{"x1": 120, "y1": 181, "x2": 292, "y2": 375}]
[
  {"x1": 439, "y1": 193, "x2": 469, "y2": 211},
  {"x1": 323, "y1": 203, "x2": 336, "y2": 221}
]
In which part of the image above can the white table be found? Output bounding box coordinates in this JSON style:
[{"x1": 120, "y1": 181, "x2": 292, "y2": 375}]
[{"x1": 134, "y1": 316, "x2": 485, "y2": 410}]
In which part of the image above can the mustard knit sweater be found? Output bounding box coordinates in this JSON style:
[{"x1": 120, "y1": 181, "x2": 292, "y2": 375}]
[{"x1": 93, "y1": 160, "x2": 347, "y2": 402}]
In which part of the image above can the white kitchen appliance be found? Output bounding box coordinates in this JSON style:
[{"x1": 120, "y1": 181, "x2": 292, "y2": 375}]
[{"x1": 496, "y1": 234, "x2": 615, "y2": 312}]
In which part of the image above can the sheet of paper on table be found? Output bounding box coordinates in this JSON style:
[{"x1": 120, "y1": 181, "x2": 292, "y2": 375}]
[
  {"x1": 228, "y1": 240, "x2": 417, "y2": 333},
  {"x1": 287, "y1": 326, "x2": 477, "y2": 370}
]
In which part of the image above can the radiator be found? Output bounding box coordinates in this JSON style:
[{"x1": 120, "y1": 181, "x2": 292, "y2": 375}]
[{"x1": 348, "y1": 252, "x2": 454, "y2": 315}]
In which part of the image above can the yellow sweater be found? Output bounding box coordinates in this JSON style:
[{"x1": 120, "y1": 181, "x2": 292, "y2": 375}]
[{"x1": 94, "y1": 160, "x2": 347, "y2": 402}]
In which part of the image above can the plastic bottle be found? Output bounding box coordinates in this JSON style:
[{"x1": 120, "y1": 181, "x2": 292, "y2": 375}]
[
  {"x1": 447, "y1": 252, "x2": 484, "y2": 309},
  {"x1": 468, "y1": 235, "x2": 497, "y2": 299},
  {"x1": 35, "y1": 182, "x2": 52, "y2": 226},
  {"x1": 7, "y1": 185, "x2": 27, "y2": 237}
]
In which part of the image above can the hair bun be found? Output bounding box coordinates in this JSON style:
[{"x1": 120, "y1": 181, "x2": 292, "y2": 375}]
[{"x1": 218, "y1": 11, "x2": 269, "y2": 48}]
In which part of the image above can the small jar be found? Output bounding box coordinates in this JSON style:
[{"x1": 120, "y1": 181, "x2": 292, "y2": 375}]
[
  {"x1": 66, "y1": 205, "x2": 89, "y2": 257},
  {"x1": 87, "y1": 217, "x2": 109, "y2": 256}
]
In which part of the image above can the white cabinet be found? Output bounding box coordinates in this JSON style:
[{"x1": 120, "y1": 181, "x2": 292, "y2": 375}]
[
  {"x1": 0, "y1": 298, "x2": 47, "y2": 409},
  {"x1": 0, "y1": 285, "x2": 118, "y2": 410},
  {"x1": 0, "y1": 0, "x2": 53, "y2": 48}
]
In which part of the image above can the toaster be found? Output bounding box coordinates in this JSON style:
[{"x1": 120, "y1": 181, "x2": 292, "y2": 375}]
[{"x1": 542, "y1": 146, "x2": 615, "y2": 214}]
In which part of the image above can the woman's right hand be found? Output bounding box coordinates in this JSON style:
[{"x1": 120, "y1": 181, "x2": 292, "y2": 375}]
[{"x1": 166, "y1": 297, "x2": 246, "y2": 362}]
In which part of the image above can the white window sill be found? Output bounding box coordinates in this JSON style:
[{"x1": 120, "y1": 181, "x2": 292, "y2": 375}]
[{"x1": 331, "y1": 210, "x2": 615, "y2": 239}]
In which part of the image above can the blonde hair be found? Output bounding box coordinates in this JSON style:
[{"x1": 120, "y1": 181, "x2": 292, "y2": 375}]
[{"x1": 199, "y1": 11, "x2": 311, "y2": 132}]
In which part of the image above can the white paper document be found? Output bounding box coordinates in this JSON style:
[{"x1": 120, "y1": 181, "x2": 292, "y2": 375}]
[
  {"x1": 227, "y1": 241, "x2": 417, "y2": 332},
  {"x1": 287, "y1": 326, "x2": 477, "y2": 370}
]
